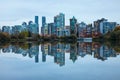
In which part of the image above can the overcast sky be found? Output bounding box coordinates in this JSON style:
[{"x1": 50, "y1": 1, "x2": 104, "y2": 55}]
[{"x1": 0, "y1": 0, "x2": 120, "y2": 27}]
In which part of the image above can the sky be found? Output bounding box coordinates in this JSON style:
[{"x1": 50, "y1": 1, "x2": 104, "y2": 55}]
[{"x1": 0, "y1": 0, "x2": 120, "y2": 27}]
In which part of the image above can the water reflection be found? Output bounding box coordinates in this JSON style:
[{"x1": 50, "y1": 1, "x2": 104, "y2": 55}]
[{"x1": 0, "y1": 42, "x2": 120, "y2": 67}]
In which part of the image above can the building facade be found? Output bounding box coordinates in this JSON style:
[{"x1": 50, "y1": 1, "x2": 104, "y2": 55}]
[
  {"x1": 77, "y1": 22, "x2": 87, "y2": 38},
  {"x1": 100, "y1": 22, "x2": 117, "y2": 34},
  {"x1": 2, "y1": 26, "x2": 11, "y2": 34},
  {"x1": 70, "y1": 16, "x2": 77, "y2": 36},
  {"x1": 54, "y1": 13, "x2": 65, "y2": 37},
  {"x1": 41, "y1": 16, "x2": 46, "y2": 36}
]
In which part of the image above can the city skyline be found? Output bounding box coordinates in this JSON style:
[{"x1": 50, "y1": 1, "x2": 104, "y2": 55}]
[
  {"x1": 0, "y1": 15, "x2": 118, "y2": 37},
  {"x1": 0, "y1": 1, "x2": 120, "y2": 80},
  {"x1": 0, "y1": 0, "x2": 120, "y2": 27}
]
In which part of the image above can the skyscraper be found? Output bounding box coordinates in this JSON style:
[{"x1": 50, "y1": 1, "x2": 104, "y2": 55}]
[
  {"x1": 77, "y1": 22, "x2": 87, "y2": 38},
  {"x1": 54, "y1": 13, "x2": 65, "y2": 36},
  {"x1": 94, "y1": 18, "x2": 107, "y2": 33},
  {"x1": 41, "y1": 16, "x2": 46, "y2": 35},
  {"x1": 35, "y1": 16, "x2": 39, "y2": 24},
  {"x1": 54, "y1": 13, "x2": 65, "y2": 28},
  {"x1": 28, "y1": 21, "x2": 38, "y2": 34},
  {"x1": 50, "y1": 23, "x2": 56, "y2": 36},
  {"x1": 100, "y1": 22, "x2": 117, "y2": 34},
  {"x1": 34, "y1": 16, "x2": 39, "y2": 33},
  {"x1": 42, "y1": 16, "x2": 46, "y2": 27},
  {"x1": 48, "y1": 23, "x2": 52, "y2": 35},
  {"x1": 86, "y1": 24, "x2": 92, "y2": 37},
  {"x1": 70, "y1": 16, "x2": 77, "y2": 35}
]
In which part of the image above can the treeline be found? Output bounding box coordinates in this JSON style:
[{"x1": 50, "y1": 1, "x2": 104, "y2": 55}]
[
  {"x1": 93, "y1": 26, "x2": 120, "y2": 41},
  {"x1": 0, "y1": 32, "x2": 10, "y2": 41},
  {"x1": 41, "y1": 34, "x2": 77, "y2": 42},
  {"x1": 104, "y1": 26, "x2": 120, "y2": 41},
  {"x1": 0, "y1": 31, "x2": 41, "y2": 42},
  {"x1": 0, "y1": 31, "x2": 77, "y2": 42}
]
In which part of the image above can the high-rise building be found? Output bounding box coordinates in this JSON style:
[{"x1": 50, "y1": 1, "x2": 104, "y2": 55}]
[
  {"x1": 2, "y1": 26, "x2": 11, "y2": 34},
  {"x1": 35, "y1": 16, "x2": 39, "y2": 33},
  {"x1": 44, "y1": 24, "x2": 48, "y2": 36},
  {"x1": 42, "y1": 16, "x2": 46, "y2": 27},
  {"x1": 48, "y1": 23, "x2": 52, "y2": 35},
  {"x1": 77, "y1": 22, "x2": 87, "y2": 38},
  {"x1": 41, "y1": 16, "x2": 46, "y2": 35},
  {"x1": 35, "y1": 16, "x2": 39, "y2": 25},
  {"x1": 28, "y1": 21, "x2": 38, "y2": 34},
  {"x1": 100, "y1": 22, "x2": 117, "y2": 34},
  {"x1": 63, "y1": 26, "x2": 70, "y2": 36},
  {"x1": 47, "y1": 23, "x2": 56, "y2": 36},
  {"x1": 86, "y1": 24, "x2": 92, "y2": 37},
  {"x1": 11, "y1": 25, "x2": 23, "y2": 34},
  {"x1": 50, "y1": 23, "x2": 56, "y2": 36},
  {"x1": 94, "y1": 18, "x2": 107, "y2": 33},
  {"x1": 70, "y1": 16, "x2": 77, "y2": 35},
  {"x1": 22, "y1": 22, "x2": 27, "y2": 28},
  {"x1": 54, "y1": 13, "x2": 65, "y2": 36},
  {"x1": 54, "y1": 13, "x2": 65, "y2": 28},
  {"x1": 21, "y1": 22, "x2": 28, "y2": 31}
]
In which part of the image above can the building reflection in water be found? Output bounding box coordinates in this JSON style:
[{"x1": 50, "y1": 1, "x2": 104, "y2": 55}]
[{"x1": 0, "y1": 42, "x2": 119, "y2": 67}]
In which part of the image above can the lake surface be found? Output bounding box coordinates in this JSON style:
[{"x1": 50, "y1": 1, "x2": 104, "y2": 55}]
[{"x1": 0, "y1": 42, "x2": 120, "y2": 80}]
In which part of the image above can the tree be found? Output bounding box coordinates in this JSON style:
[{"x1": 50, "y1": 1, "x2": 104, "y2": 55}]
[
  {"x1": 114, "y1": 26, "x2": 120, "y2": 31},
  {"x1": 18, "y1": 31, "x2": 29, "y2": 39},
  {"x1": 0, "y1": 32, "x2": 10, "y2": 41}
]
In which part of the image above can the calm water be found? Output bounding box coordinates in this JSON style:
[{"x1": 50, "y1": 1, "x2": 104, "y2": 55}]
[{"x1": 0, "y1": 42, "x2": 120, "y2": 80}]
